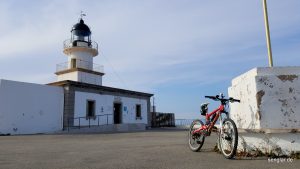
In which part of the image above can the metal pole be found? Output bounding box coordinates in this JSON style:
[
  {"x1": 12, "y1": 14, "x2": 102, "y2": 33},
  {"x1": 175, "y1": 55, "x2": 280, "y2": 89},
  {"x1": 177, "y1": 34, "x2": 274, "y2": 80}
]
[{"x1": 263, "y1": 0, "x2": 273, "y2": 67}]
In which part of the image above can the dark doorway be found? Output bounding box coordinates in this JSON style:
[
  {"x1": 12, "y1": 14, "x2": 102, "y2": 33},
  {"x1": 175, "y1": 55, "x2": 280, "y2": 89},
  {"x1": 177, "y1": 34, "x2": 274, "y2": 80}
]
[
  {"x1": 114, "y1": 103, "x2": 122, "y2": 124},
  {"x1": 86, "y1": 100, "x2": 95, "y2": 118}
]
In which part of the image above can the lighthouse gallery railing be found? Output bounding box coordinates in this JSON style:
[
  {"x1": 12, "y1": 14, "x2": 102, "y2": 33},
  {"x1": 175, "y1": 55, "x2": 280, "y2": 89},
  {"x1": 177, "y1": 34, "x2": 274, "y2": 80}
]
[{"x1": 56, "y1": 60, "x2": 104, "y2": 73}]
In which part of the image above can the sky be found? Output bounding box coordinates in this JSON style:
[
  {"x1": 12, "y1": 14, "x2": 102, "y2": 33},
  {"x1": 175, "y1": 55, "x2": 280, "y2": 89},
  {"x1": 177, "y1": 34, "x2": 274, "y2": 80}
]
[{"x1": 0, "y1": 0, "x2": 300, "y2": 119}]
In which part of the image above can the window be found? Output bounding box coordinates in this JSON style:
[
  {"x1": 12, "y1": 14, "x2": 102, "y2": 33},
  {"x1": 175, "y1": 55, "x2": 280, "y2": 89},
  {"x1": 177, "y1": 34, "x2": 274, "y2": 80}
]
[
  {"x1": 71, "y1": 58, "x2": 77, "y2": 69},
  {"x1": 86, "y1": 100, "x2": 95, "y2": 118},
  {"x1": 136, "y1": 104, "x2": 142, "y2": 119}
]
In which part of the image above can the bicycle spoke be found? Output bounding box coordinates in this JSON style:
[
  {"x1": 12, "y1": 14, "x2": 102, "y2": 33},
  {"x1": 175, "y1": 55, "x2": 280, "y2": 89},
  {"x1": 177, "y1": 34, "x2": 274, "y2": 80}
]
[
  {"x1": 188, "y1": 120, "x2": 205, "y2": 152},
  {"x1": 220, "y1": 121, "x2": 236, "y2": 156}
]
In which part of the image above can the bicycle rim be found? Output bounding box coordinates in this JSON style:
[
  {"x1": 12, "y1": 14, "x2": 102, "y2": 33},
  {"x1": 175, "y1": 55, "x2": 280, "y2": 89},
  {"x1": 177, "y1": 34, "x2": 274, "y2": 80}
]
[
  {"x1": 219, "y1": 119, "x2": 238, "y2": 158},
  {"x1": 188, "y1": 120, "x2": 205, "y2": 152}
]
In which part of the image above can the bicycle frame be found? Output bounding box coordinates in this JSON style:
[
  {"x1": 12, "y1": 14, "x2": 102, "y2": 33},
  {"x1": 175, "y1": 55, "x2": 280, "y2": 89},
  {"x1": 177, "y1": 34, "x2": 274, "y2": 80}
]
[{"x1": 192, "y1": 104, "x2": 225, "y2": 135}]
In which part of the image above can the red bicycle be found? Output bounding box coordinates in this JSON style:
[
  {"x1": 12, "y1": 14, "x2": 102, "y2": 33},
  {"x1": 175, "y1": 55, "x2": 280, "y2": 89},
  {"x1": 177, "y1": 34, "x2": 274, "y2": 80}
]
[{"x1": 188, "y1": 94, "x2": 240, "y2": 159}]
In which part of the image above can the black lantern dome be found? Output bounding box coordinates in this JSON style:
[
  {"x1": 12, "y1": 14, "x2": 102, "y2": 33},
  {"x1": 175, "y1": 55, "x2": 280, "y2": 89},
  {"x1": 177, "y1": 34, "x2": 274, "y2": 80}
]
[
  {"x1": 71, "y1": 19, "x2": 91, "y2": 43},
  {"x1": 72, "y1": 19, "x2": 91, "y2": 36}
]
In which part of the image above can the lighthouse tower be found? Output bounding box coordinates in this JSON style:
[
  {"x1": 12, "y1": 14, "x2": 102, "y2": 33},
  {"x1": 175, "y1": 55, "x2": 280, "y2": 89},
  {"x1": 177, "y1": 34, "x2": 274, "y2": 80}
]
[{"x1": 55, "y1": 17, "x2": 104, "y2": 85}]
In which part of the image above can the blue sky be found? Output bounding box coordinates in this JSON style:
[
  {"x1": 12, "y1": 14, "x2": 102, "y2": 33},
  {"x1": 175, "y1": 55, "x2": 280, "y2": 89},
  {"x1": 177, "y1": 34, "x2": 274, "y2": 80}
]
[{"x1": 0, "y1": 0, "x2": 300, "y2": 119}]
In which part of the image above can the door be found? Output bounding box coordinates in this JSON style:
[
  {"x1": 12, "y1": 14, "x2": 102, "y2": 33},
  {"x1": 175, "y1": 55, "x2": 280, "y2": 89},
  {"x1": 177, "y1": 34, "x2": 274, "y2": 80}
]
[{"x1": 114, "y1": 103, "x2": 122, "y2": 124}]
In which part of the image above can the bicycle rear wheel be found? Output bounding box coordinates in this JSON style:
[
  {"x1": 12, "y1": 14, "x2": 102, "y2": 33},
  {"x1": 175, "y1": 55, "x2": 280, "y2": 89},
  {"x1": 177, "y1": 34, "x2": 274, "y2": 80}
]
[
  {"x1": 218, "y1": 118, "x2": 238, "y2": 159},
  {"x1": 188, "y1": 119, "x2": 205, "y2": 152}
]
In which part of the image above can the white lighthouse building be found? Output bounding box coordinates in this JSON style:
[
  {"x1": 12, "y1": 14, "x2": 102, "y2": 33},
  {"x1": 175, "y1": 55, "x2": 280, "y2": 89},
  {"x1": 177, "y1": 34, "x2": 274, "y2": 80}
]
[
  {"x1": 56, "y1": 18, "x2": 103, "y2": 85},
  {"x1": 0, "y1": 17, "x2": 153, "y2": 135}
]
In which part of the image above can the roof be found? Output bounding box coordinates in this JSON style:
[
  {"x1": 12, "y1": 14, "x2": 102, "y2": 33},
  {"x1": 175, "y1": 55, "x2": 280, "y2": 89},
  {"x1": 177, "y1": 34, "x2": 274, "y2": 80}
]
[
  {"x1": 71, "y1": 19, "x2": 91, "y2": 36},
  {"x1": 48, "y1": 80, "x2": 154, "y2": 98}
]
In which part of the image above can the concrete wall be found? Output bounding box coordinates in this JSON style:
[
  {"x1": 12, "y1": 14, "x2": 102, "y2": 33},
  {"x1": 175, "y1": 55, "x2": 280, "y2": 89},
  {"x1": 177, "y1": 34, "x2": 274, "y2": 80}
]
[
  {"x1": 228, "y1": 67, "x2": 300, "y2": 156},
  {"x1": 237, "y1": 132, "x2": 300, "y2": 156},
  {"x1": 228, "y1": 67, "x2": 300, "y2": 131},
  {"x1": 73, "y1": 91, "x2": 148, "y2": 126},
  {"x1": 0, "y1": 79, "x2": 64, "y2": 135}
]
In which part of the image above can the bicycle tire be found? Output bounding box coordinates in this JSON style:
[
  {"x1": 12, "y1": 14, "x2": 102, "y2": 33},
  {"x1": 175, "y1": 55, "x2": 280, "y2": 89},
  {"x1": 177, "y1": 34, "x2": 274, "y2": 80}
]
[
  {"x1": 218, "y1": 118, "x2": 238, "y2": 159},
  {"x1": 188, "y1": 119, "x2": 205, "y2": 152}
]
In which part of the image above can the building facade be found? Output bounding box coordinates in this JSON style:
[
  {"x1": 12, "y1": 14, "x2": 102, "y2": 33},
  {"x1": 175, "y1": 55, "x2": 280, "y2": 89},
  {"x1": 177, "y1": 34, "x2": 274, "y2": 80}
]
[
  {"x1": 0, "y1": 18, "x2": 153, "y2": 135},
  {"x1": 49, "y1": 80, "x2": 152, "y2": 130}
]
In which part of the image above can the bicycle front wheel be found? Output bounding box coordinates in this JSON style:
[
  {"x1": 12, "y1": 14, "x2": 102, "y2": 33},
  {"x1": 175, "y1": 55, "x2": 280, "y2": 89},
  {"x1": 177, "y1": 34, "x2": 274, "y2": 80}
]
[
  {"x1": 188, "y1": 119, "x2": 205, "y2": 152},
  {"x1": 218, "y1": 118, "x2": 238, "y2": 159}
]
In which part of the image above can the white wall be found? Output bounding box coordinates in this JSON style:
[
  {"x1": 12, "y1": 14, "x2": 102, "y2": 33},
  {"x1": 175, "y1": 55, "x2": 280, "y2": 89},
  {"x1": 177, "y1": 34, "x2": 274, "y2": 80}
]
[
  {"x1": 78, "y1": 71, "x2": 102, "y2": 85},
  {"x1": 69, "y1": 51, "x2": 93, "y2": 62},
  {"x1": 0, "y1": 79, "x2": 64, "y2": 135},
  {"x1": 228, "y1": 68, "x2": 261, "y2": 129},
  {"x1": 69, "y1": 51, "x2": 93, "y2": 70},
  {"x1": 57, "y1": 71, "x2": 102, "y2": 86},
  {"x1": 228, "y1": 67, "x2": 300, "y2": 156},
  {"x1": 228, "y1": 67, "x2": 300, "y2": 130},
  {"x1": 74, "y1": 91, "x2": 148, "y2": 126},
  {"x1": 236, "y1": 132, "x2": 300, "y2": 156},
  {"x1": 57, "y1": 71, "x2": 78, "y2": 82}
]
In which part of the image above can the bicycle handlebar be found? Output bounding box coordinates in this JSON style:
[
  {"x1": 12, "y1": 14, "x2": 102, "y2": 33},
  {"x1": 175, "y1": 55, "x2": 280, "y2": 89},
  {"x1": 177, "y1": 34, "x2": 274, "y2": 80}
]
[
  {"x1": 204, "y1": 96, "x2": 218, "y2": 100},
  {"x1": 205, "y1": 95, "x2": 240, "y2": 103}
]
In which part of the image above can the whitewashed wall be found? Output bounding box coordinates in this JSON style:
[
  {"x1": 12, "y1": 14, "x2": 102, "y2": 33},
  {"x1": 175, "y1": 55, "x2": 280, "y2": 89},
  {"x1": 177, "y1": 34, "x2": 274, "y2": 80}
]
[
  {"x1": 78, "y1": 71, "x2": 102, "y2": 85},
  {"x1": 57, "y1": 71, "x2": 102, "y2": 86},
  {"x1": 57, "y1": 71, "x2": 77, "y2": 82},
  {"x1": 69, "y1": 51, "x2": 93, "y2": 66},
  {"x1": 0, "y1": 79, "x2": 64, "y2": 135},
  {"x1": 228, "y1": 67, "x2": 300, "y2": 130},
  {"x1": 228, "y1": 67, "x2": 300, "y2": 155},
  {"x1": 74, "y1": 91, "x2": 147, "y2": 126}
]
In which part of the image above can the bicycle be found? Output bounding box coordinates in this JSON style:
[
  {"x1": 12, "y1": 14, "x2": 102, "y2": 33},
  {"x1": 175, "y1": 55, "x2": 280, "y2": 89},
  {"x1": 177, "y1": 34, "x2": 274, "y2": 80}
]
[{"x1": 188, "y1": 94, "x2": 240, "y2": 159}]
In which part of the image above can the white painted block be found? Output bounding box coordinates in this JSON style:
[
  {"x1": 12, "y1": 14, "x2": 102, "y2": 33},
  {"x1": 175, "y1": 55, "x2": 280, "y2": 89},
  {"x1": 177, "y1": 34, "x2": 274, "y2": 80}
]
[
  {"x1": 228, "y1": 67, "x2": 300, "y2": 131},
  {"x1": 228, "y1": 67, "x2": 300, "y2": 156}
]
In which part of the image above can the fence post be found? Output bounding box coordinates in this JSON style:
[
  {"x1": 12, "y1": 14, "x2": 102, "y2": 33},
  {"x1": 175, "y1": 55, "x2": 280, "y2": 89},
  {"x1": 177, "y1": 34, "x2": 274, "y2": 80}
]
[
  {"x1": 68, "y1": 118, "x2": 69, "y2": 132},
  {"x1": 98, "y1": 116, "x2": 100, "y2": 126},
  {"x1": 79, "y1": 118, "x2": 81, "y2": 129},
  {"x1": 89, "y1": 118, "x2": 91, "y2": 128}
]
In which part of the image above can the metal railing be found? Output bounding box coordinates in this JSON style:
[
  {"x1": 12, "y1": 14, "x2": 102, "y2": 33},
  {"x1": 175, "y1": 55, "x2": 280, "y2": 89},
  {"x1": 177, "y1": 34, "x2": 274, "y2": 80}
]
[
  {"x1": 151, "y1": 112, "x2": 175, "y2": 127},
  {"x1": 63, "y1": 39, "x2": 98, "y2": 51},
  {"x1": 67, "y1": 114, "x2": 113, "y2": 131},
  {"x1": 56, "y1": 59, "x2": 104, "y2": 73},
  {"x1": 175, "y1": 119, "x2": 195, "y2": 126}
]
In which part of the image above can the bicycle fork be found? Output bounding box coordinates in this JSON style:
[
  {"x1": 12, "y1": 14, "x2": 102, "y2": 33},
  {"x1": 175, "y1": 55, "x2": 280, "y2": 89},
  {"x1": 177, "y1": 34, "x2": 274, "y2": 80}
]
[
  {"x1": 219, "y1": 114, "x2": 225, "y2": 138},
  {"x1": 219, "y1": 115, "x2": 232, "y2": 140}
]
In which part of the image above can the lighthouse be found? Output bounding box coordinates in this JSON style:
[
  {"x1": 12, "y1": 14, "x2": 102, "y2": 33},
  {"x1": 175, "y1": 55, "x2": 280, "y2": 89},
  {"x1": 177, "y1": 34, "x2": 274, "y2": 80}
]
[
  {"x1": 0, "y1": 15, "x2": 154, "y2": 135},
  {"x1": 55, "y1": 17, "x2": 104, "y2": 85}
]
